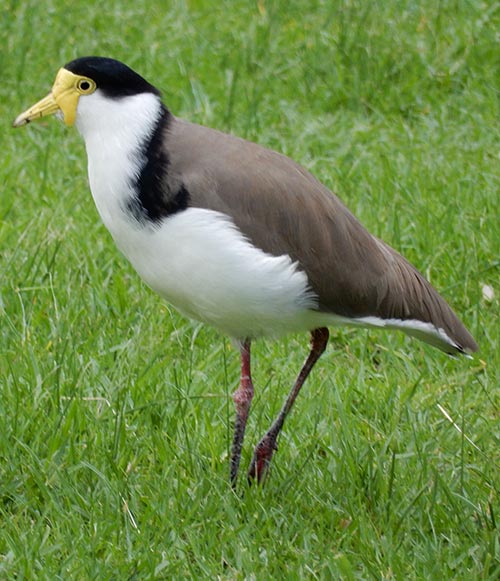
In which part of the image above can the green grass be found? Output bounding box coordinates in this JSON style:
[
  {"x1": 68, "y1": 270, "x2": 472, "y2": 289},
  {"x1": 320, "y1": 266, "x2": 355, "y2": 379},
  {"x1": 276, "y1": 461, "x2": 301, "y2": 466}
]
[{"x1": 1, "y1": 0, "x2": 499, "y2": 578}]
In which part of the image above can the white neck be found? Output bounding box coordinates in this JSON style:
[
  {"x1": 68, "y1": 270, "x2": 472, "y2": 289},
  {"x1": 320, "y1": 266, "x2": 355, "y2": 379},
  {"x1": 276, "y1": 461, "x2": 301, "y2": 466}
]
[{"x1": 75, "y1": 90, "x2": 163, "y2": 240}]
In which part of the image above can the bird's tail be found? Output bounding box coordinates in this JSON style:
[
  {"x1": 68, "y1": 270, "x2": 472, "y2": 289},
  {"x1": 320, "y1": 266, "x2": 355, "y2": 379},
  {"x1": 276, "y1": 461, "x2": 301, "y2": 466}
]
[{"x1": 365, "y1": 244, "x2": 479, "y2": 356}]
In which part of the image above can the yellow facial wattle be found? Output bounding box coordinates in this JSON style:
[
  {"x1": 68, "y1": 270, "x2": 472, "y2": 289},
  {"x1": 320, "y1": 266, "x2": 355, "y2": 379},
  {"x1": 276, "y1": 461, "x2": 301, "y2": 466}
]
[{"x1": 13, "y1": 68, "x2": 96, "y2": 128}]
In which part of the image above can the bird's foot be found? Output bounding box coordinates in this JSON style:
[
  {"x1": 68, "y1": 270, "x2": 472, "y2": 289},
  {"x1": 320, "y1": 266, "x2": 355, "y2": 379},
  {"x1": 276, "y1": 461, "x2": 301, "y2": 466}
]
[{"x1": 247, "y1": 432, "x2": 278, "y2": 484}]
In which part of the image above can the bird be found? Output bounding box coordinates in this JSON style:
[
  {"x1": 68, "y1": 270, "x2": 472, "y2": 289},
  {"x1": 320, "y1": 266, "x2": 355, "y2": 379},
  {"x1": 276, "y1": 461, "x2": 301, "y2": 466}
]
[{"x1": 13, "y1": 56, "x2": 478, "y2": 486}]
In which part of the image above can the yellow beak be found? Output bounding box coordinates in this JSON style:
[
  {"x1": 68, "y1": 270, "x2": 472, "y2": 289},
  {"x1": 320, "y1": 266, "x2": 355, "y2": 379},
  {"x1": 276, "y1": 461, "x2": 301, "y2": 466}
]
[
  {"x1": 13, "y1": 68, "x2": 91, "y2": 128},
  {"x1": 12, "y1": 92, "x2": 60, "y2": 127}
]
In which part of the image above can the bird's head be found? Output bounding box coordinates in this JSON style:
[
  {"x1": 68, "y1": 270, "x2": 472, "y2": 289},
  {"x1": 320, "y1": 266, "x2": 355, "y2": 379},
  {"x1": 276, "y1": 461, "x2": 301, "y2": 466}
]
[{"x1": 13, "y1": 56, "x2": 162, "y2": 130}]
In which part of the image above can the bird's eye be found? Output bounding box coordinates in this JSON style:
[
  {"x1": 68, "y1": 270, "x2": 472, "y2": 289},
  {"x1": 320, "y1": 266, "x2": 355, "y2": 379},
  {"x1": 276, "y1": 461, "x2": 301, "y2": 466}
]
[{"x1": 77, "y1": 78, "x2": 95, "y2": 94}]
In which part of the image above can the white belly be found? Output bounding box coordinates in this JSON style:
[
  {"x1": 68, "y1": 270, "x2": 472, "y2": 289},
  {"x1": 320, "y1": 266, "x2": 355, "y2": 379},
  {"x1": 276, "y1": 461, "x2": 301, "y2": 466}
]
[{"x1": 109, "y1": 207, "x2": 327, "y2": 338}]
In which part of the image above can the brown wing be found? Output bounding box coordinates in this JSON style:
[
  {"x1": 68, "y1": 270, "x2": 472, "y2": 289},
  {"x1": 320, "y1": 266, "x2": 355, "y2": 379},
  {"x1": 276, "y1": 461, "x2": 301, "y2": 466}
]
[{"x1": 163, "y1": 117, "x2": 477, "y2": 353}]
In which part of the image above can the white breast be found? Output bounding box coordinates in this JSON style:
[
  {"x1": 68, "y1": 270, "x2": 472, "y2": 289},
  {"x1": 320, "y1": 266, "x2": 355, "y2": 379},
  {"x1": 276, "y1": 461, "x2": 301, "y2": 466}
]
[{"x1": 75, "y1": 90, "x2": 161, "y2": 237}]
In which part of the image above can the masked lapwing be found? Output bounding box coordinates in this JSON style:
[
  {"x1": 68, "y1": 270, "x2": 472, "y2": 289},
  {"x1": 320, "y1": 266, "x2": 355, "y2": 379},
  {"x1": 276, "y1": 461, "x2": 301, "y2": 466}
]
[{"x1": 13, "y1": 57, "x2": 478, "y2": 485}]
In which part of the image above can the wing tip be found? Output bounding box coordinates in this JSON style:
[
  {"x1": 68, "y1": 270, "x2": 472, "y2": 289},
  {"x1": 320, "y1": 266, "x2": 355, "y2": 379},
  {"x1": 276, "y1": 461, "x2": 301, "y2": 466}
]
[{"x1": 351, "y1": 314, "x2": 478, "y2": 357}]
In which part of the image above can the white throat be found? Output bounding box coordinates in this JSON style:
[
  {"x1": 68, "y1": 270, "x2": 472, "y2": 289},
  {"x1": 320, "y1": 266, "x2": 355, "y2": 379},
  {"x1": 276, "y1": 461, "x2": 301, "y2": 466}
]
[{"x1": 74, "y1": 90, "x2": 163, "y2": 238}]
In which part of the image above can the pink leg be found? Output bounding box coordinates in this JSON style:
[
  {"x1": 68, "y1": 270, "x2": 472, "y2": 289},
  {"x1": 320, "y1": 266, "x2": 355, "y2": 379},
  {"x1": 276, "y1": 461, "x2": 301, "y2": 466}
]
[
  {"x1": 247, "y1": 327, "x2": 329, "y2": 484},
  {"x1": 230, "y1": 339, "x2": 254, "y2": 486}
]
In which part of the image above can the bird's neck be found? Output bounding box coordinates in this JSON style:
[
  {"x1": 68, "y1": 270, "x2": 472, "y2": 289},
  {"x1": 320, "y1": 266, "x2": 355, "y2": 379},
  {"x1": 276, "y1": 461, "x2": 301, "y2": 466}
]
[{"x1": 75, "y1": 92, "x2": 169, "y2": 244}]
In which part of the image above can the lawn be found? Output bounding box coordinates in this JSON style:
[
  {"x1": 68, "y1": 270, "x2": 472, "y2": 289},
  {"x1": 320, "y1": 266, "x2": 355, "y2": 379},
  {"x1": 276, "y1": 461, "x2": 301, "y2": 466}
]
[{"x1": 0, "y1": 0, "x2": 499, "y2": 578}]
